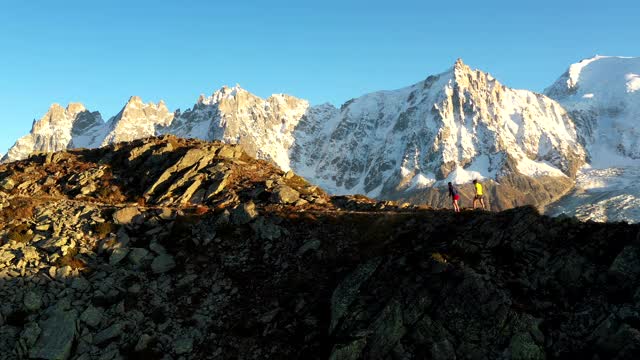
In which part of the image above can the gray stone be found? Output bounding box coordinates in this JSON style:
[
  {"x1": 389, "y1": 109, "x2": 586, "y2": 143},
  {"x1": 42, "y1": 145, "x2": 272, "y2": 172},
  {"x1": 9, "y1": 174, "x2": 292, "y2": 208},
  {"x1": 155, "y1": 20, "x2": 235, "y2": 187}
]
[
  {"x1": 24, "y1": 291, "x2": 42, "y2": 312},
  {"x1": 509, "y1": 332, "x2": 545, "y2": 360},
  {"x1": 174, "y1": 336, "x2": 194, "y2": 355},
  {"x1": 297, "y1": 239, "x2": 321, "y2": 256},
  {"x1": 80, "y1": 306, "x2": 103, "y2": 328},
  {"x1": 128, "y1": 247, "x2": 150, "y2": 266},
  {"x1": 609, "y1": 245, "x2": 640, "y2": 285},
  {"x1": 29, "y1": 309, "x2": 78, "y2": 360},
  {"x1": 135, "y1": 334, "x2": 153, "y2": 352},
  {"x1": 113, "y1": 207, "x2": 141, "y2": 225},
  {"x1": 20, "y1": 321, "x2": 41, "y2": 348},
  {"x1": 330, "y1": 258, "x2": 383, "y2": 332},
  {"x1": 251, "y1": 217, "x2": 282, "y2": 240},
  {"x1": 329, "y1": 338, "x2": 367, "y2": 360},
  {"x1": 151, "y1": 254, "x2": 176, "y2": 274},
  {"x1": 71, "y1": 276, "x2": 91, "y2": 292},
  {"x1": 109, "y1": 247, "x2": 129, "y2": 266},
  {"x1": 149, "y1": 242, "x2": 167, "y2": 255},
  {"x1": 93, "y1": 323, "x2": 123, "y2": 345},
  {"x1": 271, "y1": 185, "x2": 300, "y2": 204},
  {"x1": 231, "y1": 201, "x2": 258, "y2": 225}
]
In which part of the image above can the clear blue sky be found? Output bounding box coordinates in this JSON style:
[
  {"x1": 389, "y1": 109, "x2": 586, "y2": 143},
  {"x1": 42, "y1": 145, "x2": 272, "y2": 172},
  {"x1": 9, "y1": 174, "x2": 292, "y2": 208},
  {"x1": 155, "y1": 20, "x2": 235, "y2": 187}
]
[{"x1": 1, "y1": 0, "x2": 638, "y2": 153}]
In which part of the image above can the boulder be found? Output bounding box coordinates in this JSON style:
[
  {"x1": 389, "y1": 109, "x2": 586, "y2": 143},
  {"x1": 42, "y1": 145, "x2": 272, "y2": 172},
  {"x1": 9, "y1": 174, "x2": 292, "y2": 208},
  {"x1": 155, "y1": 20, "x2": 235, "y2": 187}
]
[
  {"x1": 23, "y1": 291, "x2": 42, "y2": 312},
  {"x1": 174, "y1": 337, "x2": 194, "y2": 355},
  {"x1": 112, "y1": 207, "x2": 142, "y2": 225},
  {"x1": 128, "y1": 247, "x2": 150, "y2": 266},
  {"x1": 109, "y1": 247, "x2": 130, "y2": 266},
  {"x1": 271, "y1": 185, "x2": 300, "y2": 204},
  {"x1": 80, "y1": 306, "x2": 103, "y2": 328},
  {"x1": 29, "y1": 309, "x2": 78, "y2": 360},
  {"x1": 151, "y1": 254, "x2": 176, "y2": 274},
  {"x1": 93, "y1": 323, "x2": 123, "y2": 345}
]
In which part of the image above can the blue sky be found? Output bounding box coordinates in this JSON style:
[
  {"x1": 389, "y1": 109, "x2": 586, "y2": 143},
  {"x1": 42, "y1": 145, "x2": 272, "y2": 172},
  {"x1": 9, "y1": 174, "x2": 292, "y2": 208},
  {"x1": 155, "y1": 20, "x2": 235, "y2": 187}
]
[{"x1": 0, "y1": 0, "x2": 638, "y2": 153}]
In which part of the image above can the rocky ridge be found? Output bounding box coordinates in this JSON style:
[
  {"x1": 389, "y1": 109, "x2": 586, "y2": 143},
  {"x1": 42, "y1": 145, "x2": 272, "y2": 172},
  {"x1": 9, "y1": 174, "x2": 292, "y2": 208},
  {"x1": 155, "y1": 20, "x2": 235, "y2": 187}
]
[{"x1": 0, "y1": 136, "x2": 639, "y2": 359}]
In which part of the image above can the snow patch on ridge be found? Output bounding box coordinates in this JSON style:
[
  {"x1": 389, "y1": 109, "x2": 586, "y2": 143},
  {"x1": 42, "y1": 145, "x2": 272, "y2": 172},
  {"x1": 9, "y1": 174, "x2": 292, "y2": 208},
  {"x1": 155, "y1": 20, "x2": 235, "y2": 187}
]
[{"x1": 626, "y1": 73, "x2": 640, "y2": 92}]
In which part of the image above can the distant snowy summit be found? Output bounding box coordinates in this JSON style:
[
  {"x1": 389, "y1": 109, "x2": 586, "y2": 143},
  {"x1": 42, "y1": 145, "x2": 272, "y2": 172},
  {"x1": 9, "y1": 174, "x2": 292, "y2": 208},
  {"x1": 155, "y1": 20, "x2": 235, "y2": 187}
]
[
  {"x1": 545, "y1": 56, "x2": 640, "y2": 165},
  {"x1": 544, "y1": 56, "x2": 640, "y2": 222},
  {"x1": 4, "y1": 56, "x2": 638, "y2": 215}
]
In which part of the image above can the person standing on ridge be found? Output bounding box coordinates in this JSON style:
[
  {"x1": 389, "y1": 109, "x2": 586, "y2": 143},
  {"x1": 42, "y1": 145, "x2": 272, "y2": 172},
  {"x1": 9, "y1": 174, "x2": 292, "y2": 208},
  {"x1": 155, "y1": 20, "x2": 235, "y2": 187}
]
[
  {"x1": 448, "y1": 182, "x2": 461, "y2": 212},
  {"x1": 472, "y1": 179, "x2": 486, "y2": 210}
]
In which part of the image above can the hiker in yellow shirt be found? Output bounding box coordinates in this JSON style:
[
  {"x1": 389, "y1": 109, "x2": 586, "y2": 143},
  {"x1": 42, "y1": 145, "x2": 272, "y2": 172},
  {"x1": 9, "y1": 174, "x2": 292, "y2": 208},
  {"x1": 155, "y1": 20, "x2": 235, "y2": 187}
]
[{"x1": 472, "y1": 179, "x2": 486, "y2": 210}]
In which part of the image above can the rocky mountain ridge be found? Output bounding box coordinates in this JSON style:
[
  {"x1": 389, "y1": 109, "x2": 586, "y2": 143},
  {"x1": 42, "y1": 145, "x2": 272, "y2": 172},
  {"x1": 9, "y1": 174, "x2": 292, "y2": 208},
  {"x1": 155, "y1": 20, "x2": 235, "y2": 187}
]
[
  {"x1": 3, "y1": 56, "x2": 638, "y2": 218},
  {"x1": 0, "y1": 136, "x2": 639, "y2": 359}
]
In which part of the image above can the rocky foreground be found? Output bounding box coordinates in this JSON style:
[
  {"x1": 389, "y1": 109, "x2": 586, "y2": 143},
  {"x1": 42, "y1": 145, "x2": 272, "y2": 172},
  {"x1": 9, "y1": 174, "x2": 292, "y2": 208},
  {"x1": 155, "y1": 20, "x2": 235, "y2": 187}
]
[{"x1": 0, "y1": 136, "x2": 639, "y2": 359}]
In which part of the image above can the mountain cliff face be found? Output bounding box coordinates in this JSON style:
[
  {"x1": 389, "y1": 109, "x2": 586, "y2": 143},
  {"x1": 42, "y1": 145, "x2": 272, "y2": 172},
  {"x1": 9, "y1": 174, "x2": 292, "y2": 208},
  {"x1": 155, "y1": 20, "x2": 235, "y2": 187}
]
[
  {"x1": 544, "y1": 56, "x2": 640, "y2": 223},
  {"x1": 0, "y1": 137, "x2": 639, "y2": 359},
  {"x1": 1, "y1": 59, "x2": 591, "y2": 211}
]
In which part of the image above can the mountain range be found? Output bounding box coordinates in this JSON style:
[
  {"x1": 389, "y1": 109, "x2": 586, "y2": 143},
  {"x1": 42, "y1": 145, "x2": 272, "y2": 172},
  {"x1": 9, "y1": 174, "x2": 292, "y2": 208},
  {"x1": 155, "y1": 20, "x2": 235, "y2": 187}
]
[{"x1": 3, "y1": 56, "x2": 639, "y2": 221}]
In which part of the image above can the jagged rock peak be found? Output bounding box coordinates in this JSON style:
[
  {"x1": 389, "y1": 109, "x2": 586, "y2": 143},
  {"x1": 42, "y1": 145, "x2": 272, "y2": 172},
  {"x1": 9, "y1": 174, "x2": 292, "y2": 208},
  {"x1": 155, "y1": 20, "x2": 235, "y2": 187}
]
[{"x1": 65, "y1": 102, "x2": 87, "y2": 114}]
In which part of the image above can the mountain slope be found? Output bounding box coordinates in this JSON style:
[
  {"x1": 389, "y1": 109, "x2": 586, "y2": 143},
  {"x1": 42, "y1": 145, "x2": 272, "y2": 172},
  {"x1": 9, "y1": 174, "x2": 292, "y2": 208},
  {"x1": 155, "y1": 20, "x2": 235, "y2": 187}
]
[
  {"x1": 545, "y1": 56, "x2": 640, "y2": 222},
  {"x1": 0, "y1": 137, "x2": 639, "y2": 359}
]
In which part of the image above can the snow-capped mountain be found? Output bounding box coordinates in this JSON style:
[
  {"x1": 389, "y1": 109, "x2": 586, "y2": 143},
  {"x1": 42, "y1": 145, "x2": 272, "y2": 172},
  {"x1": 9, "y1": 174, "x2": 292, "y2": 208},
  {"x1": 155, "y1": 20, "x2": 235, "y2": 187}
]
[
  {"x1": 2, "y1": 97, "x2": 173, "y2": 163},
  {"x1": 160, "y1": 85, "x2": 310, "y2": 170},
  {"x1": 291, "y1": 59, "x2": 585, "y2": 210},
  {"x1": 3, "y1": 59, "x2": 589, "y2": 211},
  {"x1": 545, "y1": 56, "x2": 640, "y2": 222},
  {"x1": 102, "y1": 96, "x2": 174, "y2": 146},
  {"x1": 3, "y1": 103, "x2": 104, "y2": 162},
  {"x1": 545, "y1": 56, "x2": 640, "y2": 163}
]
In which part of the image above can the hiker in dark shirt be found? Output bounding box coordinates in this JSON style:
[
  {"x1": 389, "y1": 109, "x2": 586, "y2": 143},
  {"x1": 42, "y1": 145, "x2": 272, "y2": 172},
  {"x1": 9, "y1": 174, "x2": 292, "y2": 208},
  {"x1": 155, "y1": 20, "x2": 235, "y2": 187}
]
[{"x1": 448, "y1": 182, "x2": 461, "y2": 213}]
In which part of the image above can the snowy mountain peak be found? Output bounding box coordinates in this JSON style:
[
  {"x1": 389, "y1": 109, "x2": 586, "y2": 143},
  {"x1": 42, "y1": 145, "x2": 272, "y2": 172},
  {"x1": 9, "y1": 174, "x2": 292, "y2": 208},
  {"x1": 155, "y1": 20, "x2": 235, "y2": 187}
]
[
  {"x1": 66, "y1": 102, "x2": 86, "y2": 114},
  {"x1": 546, "y1": 56, "x2": 640, "y2": 99},
  {"x1": 102, "y1": 96, "x2": 174, "y2": 146},
  {"x1": 544, "y1": 56, "x2": 640, "y2": 164},
  {"x1": 290, "y1": 61, "x2": 585, "y2": 210},
  {"x1": 209, "y1": 84, "x2": 246, "y2": 102},
  {"x1": 453, "y1": 57, "x2": 466, "y2": 71},
  {"x1": 30, "y1": 102, "x2": 89, "y2": 133},
  {"x1": 3, "y1": 102, "x2": 103, "y2": 163}
]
